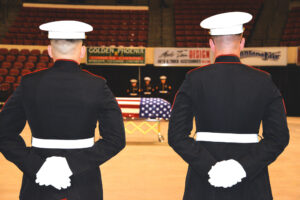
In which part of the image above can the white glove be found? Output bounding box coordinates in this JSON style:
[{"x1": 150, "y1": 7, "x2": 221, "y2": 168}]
[
  {"x1": 208, "y1": 159, "x2": 246, "y2": 188},
  {"x1": 36, "y1": 156, "x2": 73, "y2": 190}
]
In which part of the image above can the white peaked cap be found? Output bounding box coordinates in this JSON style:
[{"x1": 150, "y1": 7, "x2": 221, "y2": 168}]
[
  {"x1": 200, "y1": 12, "x2": 252, "y2": 36},
  {"x1": 39, "y1": 20, "x2": 93, "y2": 39},
  {"x1": 144, "y1": 77, "x2": 151, "y2": 81},
  {"x1": 130, "y1": 79, "x2": 137, "y2": 83},
  {"x1": 160, "y1": 75, "x2": 167, "y2": 80}
]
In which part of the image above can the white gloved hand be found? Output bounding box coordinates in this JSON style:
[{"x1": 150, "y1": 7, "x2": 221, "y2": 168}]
[
  {"x1": 36, "y1": 156, "x2": 73, "y2": 190},
  {"x1": 208, "y1": 159, "x2": 246, "y2": 188}
]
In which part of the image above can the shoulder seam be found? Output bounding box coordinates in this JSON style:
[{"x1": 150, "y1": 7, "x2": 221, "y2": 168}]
[
  {"x1": 81, "y1": 69, "x2": 106, "y2": 80},
  {"x1": 187, "y1": 64, "x2": 211, "y2": 74}
]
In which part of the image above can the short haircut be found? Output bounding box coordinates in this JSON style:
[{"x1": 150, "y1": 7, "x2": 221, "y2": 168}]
[
  {"x1": 211, "y1": 33, "x2": 243, "y2": 50},
  {"x1": 50, "y1": 39, "x2": 83, "y2": 55}
]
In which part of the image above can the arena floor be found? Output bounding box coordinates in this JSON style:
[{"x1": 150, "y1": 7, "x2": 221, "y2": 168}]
[{"x1": 0, "y1": 117, "x2": 299, "y2": 200}]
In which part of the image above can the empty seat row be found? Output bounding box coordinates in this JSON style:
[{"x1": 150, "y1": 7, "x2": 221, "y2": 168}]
[
  {"x1": 174, "y1": 0, "x2": 262, "y2": 47},
  {"x1": 0, "y1": 48, "x2": 47, "y2": 56},
  {"x1": 0, "y1": 62, "x2": 53, "y2": 71},
  {"x1": 0, "y1": 55, "x2": 50, "y2": 63},
  {"x1": 1, "y1": 7, "x2": 149, "y2": 47},
  {"x1": 281, "y1": 7, "x2": 300, "y2": 46},
  {"x1": 0, "y1": 68, "x2": 31, "y2": 77}
]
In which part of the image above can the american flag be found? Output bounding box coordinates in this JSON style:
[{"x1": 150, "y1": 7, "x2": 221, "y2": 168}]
[{"x1": 116, "y1": 97, "x2": 171, "y2": 120}]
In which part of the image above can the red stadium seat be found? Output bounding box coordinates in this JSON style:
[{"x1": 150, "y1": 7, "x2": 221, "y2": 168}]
[
  {"x1": 1, "y1": 38, "x2": 12, "y2": 44},
  {"x1": 13, "y1": 83, "x2": 20, "y2": 90},
  {"x1": 9, "y1": 49, "x2": 19, "y2": 55},
  {"x1": 39, "y1": 56, "x2": 49, "y2": 63},
  {"x1": 21, "y1": 69, "x2": 31, "y2": 76},
  {"x1": 42, "y1": 50, "x2": 49, "y2": 56},
  {"x1": 12, "y1": 62, "x2": 24, "y2": 70},
  {"x1": 30, "y1": 49, "x2": 41, "y2": 56},
  {"x1": 24, "y1": 39, "x2": 34, "y2": 45},
  {"x1": 17, "y1": 55, "x2": 27, "y2": 63},
  {"x1": 6, "y1": 55, "x2": 16, "y2": 62},
  {"x1": 0, "y1": 55, "x2": 5, "y2": 62},
  {"x1": 1, "y1": 62, "x2": 12, "y2": 69},
  {"x1": 27, "y1": 56, "x2": 38, "y2": 63},
  {"x1": 9, "y1": 68, "x2": 20, "y2": 76},
  {"x1": 20, "y1": 49, "x2": 30, "y2": 56},
  {"x1": 117, "y1": 41, "x2": 129, "y2": 46},
  {"x1": 48, "y1": 62, "x2": 54, "y2": 68},
  {"x1": 24, "y1": 62, "x2": 35, "y2": 70},
  {"x1": 36, "y1": 62, "x2": 47, "y2": 69},
  {"x1": 0, "y1": 76, "x2": 3, "y2": 83},
  {"x1": 5, "y1": 76, "x2": 16, "y2": 83},
  {"x1": 0, "y1": 48, "x2": 9, "y2": 55},
  {"x1": 17, "y1": 76, "x2": 22, "y2": 83},
  {"x1": 0, "y1": 83, "x2": 11, "y2": 92},
  {"x1": 137, "y1": 42, "x2": 146, "y2": 46}
]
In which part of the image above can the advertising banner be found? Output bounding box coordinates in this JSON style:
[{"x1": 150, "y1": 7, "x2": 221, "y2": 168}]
[
  {"x1": 240, "y1": 47, "x2": 288, "y2": 66},
  {"x1": 154, "y1": 48, "x2": 213, "y2": 67},
  {"x1": 87, "y1": 47, "x2": 146, "y2": 66}
]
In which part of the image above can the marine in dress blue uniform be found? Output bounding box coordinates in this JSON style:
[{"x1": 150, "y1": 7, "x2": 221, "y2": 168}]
[
  {"x1": 141, "y1": 77, "x2": 154, "y2": 97},
  {"x1": 126, "y1": 79, "x2": 140, "y2": 97},
  {"x1": 156, "y1": 75, "x2": 172, "y2": 102},
  {"x1": 168, "y1": 12, "x2": 289, "y2": 200},
  {"x1": 0, "y1": 21, "x2": 125, "y2": 200}
]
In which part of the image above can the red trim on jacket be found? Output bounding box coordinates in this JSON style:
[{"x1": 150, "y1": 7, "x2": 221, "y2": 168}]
[
  {"x1": 55, "y1": 59, "x2": 80, "y2": 65},
  {"x1": 81, "y1": 69, "x2": 106, "y2": 80},
  {"x1": 24, "y1": 68, "x2": 49, "y2": 76},
  {"x1": 1, "y1": 96, "x2": 11, "y2": 111},
  {"x1": 187, "y1": 64, "x2": 211, "y2": 74},
  {"x1": 171, "y1": 90, "x2": 179, "y2": 110},
  {"x1": 282, "y1": 98, "x2": 287, "y2": 114}
]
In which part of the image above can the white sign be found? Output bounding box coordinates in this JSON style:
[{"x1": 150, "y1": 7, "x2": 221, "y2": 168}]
[
  {"x1": 240, "y1": 47, "x2": 288, "y2": 66},
  {"x1": 154, "y1": 48, "x2": 213, "y2": 67}
]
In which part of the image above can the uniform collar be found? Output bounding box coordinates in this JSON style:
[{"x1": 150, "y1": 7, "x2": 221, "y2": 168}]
[
  {"x1": 214, "y1": 54, "x2": 241, "y2": 63},
  {"x1": 53, "y1": 59, "x2": 81, "y2": 71}
]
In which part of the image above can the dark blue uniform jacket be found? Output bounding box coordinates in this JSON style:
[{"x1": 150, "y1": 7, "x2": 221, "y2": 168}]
[
  {"x1": 169, "y1": 55, "x2": 289, "y2": 200},
  {"x1": 0, "y1": 60, "x2": 126, "y2": 200}
]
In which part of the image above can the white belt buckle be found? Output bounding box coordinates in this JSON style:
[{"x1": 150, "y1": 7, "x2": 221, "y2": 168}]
[{"x1": 195, "y1": 132, "x2": 258, "y2": 143}]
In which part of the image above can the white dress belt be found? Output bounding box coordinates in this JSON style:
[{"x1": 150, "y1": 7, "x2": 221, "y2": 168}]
[
  {"x1": 195, "y1": 132, "x2": 258, "y2": 143},
  {"x1": 31, "y1": 137, "x2": 95, "y2": 149}
]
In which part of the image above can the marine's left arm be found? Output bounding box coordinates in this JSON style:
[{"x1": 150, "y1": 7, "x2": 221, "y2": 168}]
[
  {"x1": 237, "y1": 78, "x2": 290, "y2": 180},
  {"x1": 0, "y1": 82, "x2": 44, "y2": 179},
  {"x1": 66, "y1": 82, "x2": 126, "y2": 175}
]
